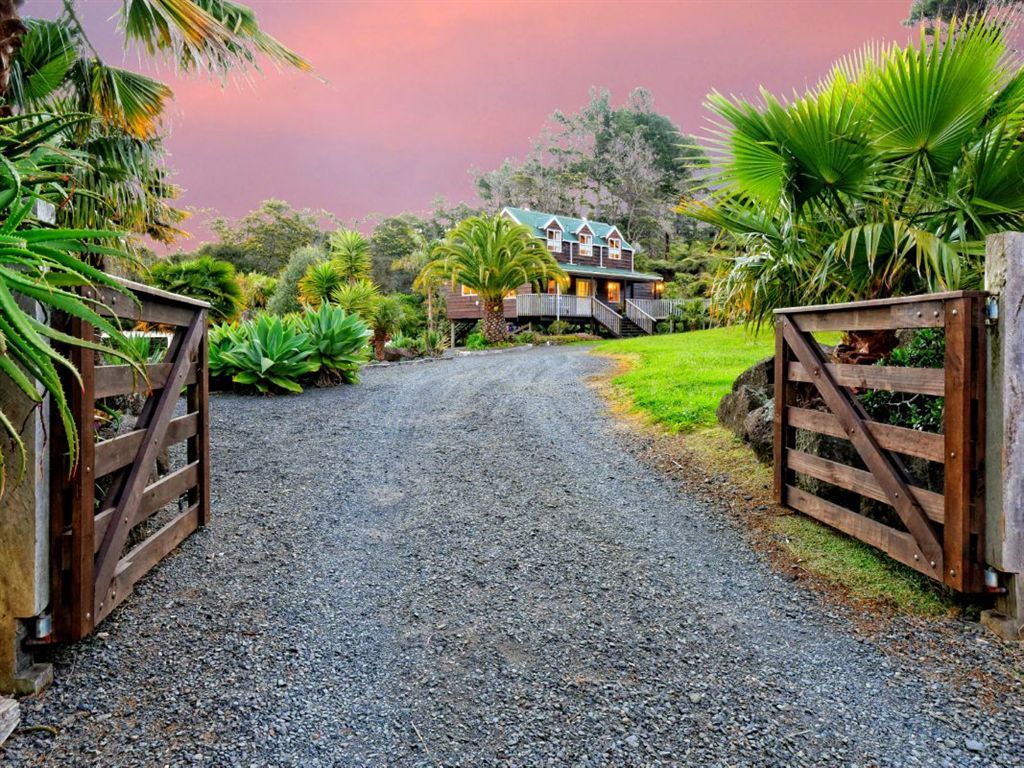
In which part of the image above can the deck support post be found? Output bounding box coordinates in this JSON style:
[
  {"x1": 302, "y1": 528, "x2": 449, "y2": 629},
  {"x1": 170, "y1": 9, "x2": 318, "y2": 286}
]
[{"x1": 982, "y1": 232, "x2": 1024, "y2": 640}]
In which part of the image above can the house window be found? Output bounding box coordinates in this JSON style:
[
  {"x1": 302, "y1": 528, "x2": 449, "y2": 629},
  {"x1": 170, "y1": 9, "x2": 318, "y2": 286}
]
[
  {"x1": 579, "y1": 233, "x2": 592, "y2": 257},
  {"x1": 504, "y1": 288, "x2": 518, "y2": 299},
  {"x1": 606, "y1": 281, "x2": 621, "y2": 303},
  {"x1": 608, "y1": 237, "x2": 621, "y2": 259},
  {"x1": 461, "y1": 284, "x2": 478, "y2": 297},
  {"x1": 575, "y1": 279, "x2": 593, "y2": 298},
  {"x1": 547, "y1": 228, "x2": 562, "y2": 251}
]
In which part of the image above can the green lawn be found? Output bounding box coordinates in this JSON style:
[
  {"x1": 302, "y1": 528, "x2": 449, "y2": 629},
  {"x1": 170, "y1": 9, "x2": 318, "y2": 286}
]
[
  {"x1": 593, "y1": 326, "x2": 955, "y2": 616},
  {"x1": 594, "y1": 326, "x2": 775, "y2": 431}
]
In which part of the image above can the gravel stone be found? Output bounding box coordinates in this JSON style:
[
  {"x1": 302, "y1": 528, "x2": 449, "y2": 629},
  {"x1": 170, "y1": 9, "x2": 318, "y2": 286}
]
[{"x1": 2, "y1": 346, "x2": 1023, "y2": 766}]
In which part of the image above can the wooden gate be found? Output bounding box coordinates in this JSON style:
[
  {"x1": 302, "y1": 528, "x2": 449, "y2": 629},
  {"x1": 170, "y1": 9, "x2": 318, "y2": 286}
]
[
  {"x1": 774, "y1": 291, "x2": 987, "y2": 591},
  {"x1": 49, "y1": 279, "x2": 210, "y2": 641}
]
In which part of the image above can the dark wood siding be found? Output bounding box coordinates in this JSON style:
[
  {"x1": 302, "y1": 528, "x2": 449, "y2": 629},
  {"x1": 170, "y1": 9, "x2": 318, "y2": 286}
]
[{"x1": 442, "y1": 284, "x2": 527, "y2": 320}]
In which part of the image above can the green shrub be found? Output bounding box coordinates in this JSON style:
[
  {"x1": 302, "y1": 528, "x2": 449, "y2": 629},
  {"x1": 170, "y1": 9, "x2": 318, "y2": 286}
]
[
  {"x1": 514, "y1": 330, "x2": 537, "y2": 345},
  {"x1": 238, "y1": 272, "x2": 278, "y2": 311},
  {"x1": 150, "y1": 256, "x2": 243, "y2": 322},
  {"x1": 466, "y1": 331, "x2": 487, "y2": 350},
  {"x1": 420, "y1": 329, "x2": 448, "y2": 357},
  {"x1": 862, "y1": 329, "x2": 945, "y2": 432},
  {"x1": 298, "y1": 304, "x2": 371, "y2": 383},
  {"x1": 218, "y1": 315, "x2": 319, "y2": 394},
  {"x1": 388, "y1": 333, "x2": 419, "y2": 350},
  {"x1": 547, "y1": 320, "x2": 572, "y2": 335},
  {"x1": 269, "y1": 245, "x2": 326, "y2": 315},
  {"x1": 331, "y1": 278, "x2": 379, "y2": 320}
]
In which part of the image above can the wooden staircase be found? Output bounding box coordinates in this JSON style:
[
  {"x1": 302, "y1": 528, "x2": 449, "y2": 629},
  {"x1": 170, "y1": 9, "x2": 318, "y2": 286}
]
[{"x1": 593, "y1": 299, "x2": 654, "y2": 338}]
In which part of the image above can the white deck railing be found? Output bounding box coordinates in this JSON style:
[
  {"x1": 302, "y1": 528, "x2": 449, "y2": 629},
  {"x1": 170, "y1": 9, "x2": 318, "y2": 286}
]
[
  {"x1": 515, "y1": 293, "x2": 593, "y2": 318},
  {"x1": 624, "y1": 300, "x2": 655, "y2": 334},
  {"x1": 592, "y1": 299, "x2": 622, "y2": 336}
]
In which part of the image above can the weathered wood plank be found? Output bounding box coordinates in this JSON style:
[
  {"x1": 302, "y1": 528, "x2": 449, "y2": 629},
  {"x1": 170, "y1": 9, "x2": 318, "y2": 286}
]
[
  {"x1": 92, "y1": 284, "x2": 205, "y2": 327},
  {"x1": 785, "y1": 486, "x2": 930, "y2": 576},
  {"x1": 778, "y1": 302, "x2": 946, "y2": 332},
  {"x1": 787, "y1": 361, "x2": 945, "y2": 396},
  {"x1": 787, "y1": 449, "x2": 945, "y2": 523},
  {"x1": 0, "y1": 697, "x2": 19, "y2": 746},
  {"x1": 96, "y1": 505, "x2": 200, "y2": 624},
  {"x1": 787, "y1": 406, "x2": 945, "y2": 463},
  {"x1": 93, "y1": 462, "x2": 200, "y2": 550},
  {"x1": 943, "y1": 297, "x2": 981, "y2": 591},
  {"x1": 774, "y1": 320, "x2": 790, "y2": 504},
  {"x1": 774, "y1": 290, "x2": 986, "y2": 315},
  {"x1": 782, "y1": 315, "x2": 944, "y2": 571},
  {"x1": 94, "y1": 414, "x2": 198, "y2": 478},
  {"x1": 94, "y1": 362, "x2": 197, "y2": 399},
  {"x1": 189, "y1": 318, "x2": 211, "y2": 526},
  {"x1": 93, "y1": 314, "x2": 204, "y2": 621}
]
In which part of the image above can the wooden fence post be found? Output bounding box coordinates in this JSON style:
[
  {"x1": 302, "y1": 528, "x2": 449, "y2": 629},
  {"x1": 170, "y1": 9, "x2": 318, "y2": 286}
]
[{"x1": 982, "y1": 232, "x2": 1024, "y2": 640}]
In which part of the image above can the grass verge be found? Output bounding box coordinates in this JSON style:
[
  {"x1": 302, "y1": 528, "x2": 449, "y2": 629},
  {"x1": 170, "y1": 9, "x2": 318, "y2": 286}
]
[{"x1": 592, "y1": 328, "x2": 955, "y2": 617}]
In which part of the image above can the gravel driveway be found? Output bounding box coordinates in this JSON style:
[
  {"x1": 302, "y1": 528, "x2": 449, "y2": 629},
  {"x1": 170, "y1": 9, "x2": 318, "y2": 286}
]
[{"x1": 4, "y1": 346, "x2": 1023, "y2": 767}]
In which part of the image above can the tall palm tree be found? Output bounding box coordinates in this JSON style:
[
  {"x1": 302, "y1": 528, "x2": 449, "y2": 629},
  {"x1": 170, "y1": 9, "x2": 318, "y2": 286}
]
[
  {"x1": 330, "y1": 229, "x2": 373, "y2": 283},
  {"x1": 683, "y1": 19, "x2": 1024, "y2": 360},
  {"x1": 425, "y1": 215, "x2": 566, "y2": 342}
]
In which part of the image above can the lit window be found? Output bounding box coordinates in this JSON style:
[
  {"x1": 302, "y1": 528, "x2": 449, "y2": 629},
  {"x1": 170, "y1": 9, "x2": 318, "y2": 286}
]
[
  {"x1": 547, "y1": 228, "x2": 562, "y2": 251},
  {"x1": 579, "y1": 232, "x2": 592, "y2": 257},
  {"x1": 504, "y1": 288, "x2": 517, "y2": 299},
  {"x1": 608, "y1": 237, "x2": 621, "y2": 259},
  {"x1": 607, "y1": 281, "x2": 621, "y2": 303},
  {"x1": 461, "y1": 284, "x2": 478, "y2": 297}
]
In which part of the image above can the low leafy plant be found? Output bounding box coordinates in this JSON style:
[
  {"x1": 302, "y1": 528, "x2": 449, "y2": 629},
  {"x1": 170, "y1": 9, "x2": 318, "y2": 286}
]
[
  {"x1": 420, "y1": 329, "x2": 448, "y2": 357},
  {"x1": 238, "y1": 272, "x2": 278, "y2": 311},
  {"x1": 298, "y1": 303, "x2": 371, "y2": 383},
  {"x1": 150, "y1": 256, "x2": 243, "y2": 322},
  {"x1": 861, "y1": 329, "x2": 946, "y2": 432},
  {"x1": 514, "y1": 330, "x2": 537, "y2": 344},
  {"x1": 217, "y1": 315, "x2": 319, "y2": 394},
  {"x1": 388, "y1": 333, "x2": 419, "y2": 351},
  {"x1": 466, "y1": 331, "x2": 487, "y2": 350},
  {"x1": 208, "y1": 322, "x2": 246, "y2": 381},
  {"x1": 547, "y1": 320, "x2": 572, "y2": 335}
]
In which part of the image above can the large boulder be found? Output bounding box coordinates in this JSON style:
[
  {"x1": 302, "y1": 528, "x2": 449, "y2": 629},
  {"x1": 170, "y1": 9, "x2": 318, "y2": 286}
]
[
  {"x1": 743, "y1": 399, "x2": 775, "y2": 464},
  {"x1": 717, "y1": 385, "x2": 767, "y2": 438},
  {"x1": 733, "y1": 356, "x2": 774, "y2": 394}
]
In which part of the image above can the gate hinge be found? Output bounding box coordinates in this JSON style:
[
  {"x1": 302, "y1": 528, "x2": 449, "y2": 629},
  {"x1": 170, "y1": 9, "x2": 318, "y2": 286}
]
[{"x1": 986, "y1": 296, "x2": 999, "y2": 324}]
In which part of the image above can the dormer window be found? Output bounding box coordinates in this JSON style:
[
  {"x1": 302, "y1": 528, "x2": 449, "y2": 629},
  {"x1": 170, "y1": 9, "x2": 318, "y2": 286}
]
[
  {"x1": 579, "y1": 232, "x2": 592, "y2": 257},
  {"x1": 608, "y1": 236, "x2": 621, "y2": 259},
  {"x1": 547, "y1": 228, "x2": 562, "y2": 251}
]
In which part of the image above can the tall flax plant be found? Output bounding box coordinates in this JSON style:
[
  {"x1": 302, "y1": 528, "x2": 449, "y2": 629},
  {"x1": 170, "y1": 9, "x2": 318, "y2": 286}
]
[{"x1": 684, "y1": 19, "x2": 1024, "y2": 360}]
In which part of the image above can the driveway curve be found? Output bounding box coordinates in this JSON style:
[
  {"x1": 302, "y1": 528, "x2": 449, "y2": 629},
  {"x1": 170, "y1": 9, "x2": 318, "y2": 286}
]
[{"x1": 4, "y1": 346, "x2": 1022, "y2": 767}]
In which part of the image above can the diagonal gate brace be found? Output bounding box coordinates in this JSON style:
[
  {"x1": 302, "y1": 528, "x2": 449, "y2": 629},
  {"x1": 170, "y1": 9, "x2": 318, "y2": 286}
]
[{"x1": 780, "y1": 315, "x2": 944, "y2": 573}]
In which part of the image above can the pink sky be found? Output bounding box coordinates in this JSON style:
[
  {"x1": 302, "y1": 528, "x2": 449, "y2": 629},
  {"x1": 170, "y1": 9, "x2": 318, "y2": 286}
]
[{"x1": 37, "y1": 0, "x2": 915, "y2": 248}]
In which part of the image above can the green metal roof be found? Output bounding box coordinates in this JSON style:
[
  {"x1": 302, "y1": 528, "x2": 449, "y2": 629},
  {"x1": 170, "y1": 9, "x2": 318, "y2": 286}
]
[
  {"x1": 563, "y1": 263, "x2": 661, "y2": 282},
  {"x1": 502, "y1": 206, "x2": 633, "y2": 250}
]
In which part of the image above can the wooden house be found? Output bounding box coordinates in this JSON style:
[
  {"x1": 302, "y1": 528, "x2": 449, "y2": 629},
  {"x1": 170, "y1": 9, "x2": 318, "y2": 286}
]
[{"x1": 443, "y1": 207, "x2": 672, "y2": 337}]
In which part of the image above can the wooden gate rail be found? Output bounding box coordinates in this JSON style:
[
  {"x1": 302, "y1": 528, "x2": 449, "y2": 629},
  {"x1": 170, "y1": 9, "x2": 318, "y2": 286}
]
[
  {"x1": 774, "y1": 291, "x2": 987, "y2": 592},
  {"x1": 49, "y1": 279, "x2": 210, "y2": 641}
]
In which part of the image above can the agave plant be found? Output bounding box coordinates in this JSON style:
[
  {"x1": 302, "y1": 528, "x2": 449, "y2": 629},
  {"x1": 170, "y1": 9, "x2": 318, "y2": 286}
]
[
  {"x1": 217, "y1": 314, "x2": 318, "y2": 394},
  {"x1": 684, "y1": 19, "x2": 1024, "y2": 359},
  {"x1": 207, "y1": 321, "x2": 246, "y2": 380},
  {"x1": 0, "y1": 112, "x2": 142, "y2": 493},
  {"x1": 298, "y1": 303, "x2": 371, "y2": 384}
]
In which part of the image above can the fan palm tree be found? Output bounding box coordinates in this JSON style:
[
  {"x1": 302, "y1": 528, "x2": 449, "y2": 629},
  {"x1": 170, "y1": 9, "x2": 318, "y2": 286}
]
[
  {"x1": 424, "y1": 215, "x2": 566, "y2": 342},
  {"x1": 329, "y1": 228, "x2": 372, "y2": 283},
  {"x1": 683, "y1": 19, "x2": 1024, "y2": 360}
]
